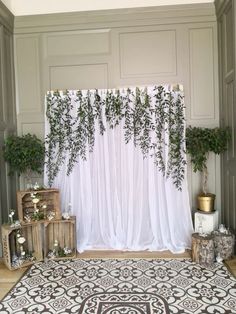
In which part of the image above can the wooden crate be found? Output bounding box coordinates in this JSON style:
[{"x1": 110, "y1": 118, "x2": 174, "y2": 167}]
[
  {"x1": 44, "y1": 217, "x2": 77, "y2": 259},
  {"x1": 1, "y1": 223, "x2": 43, "y2": 270},
  {"x1": 17, "y1": 189, "x2": 61, "y2": 223}
]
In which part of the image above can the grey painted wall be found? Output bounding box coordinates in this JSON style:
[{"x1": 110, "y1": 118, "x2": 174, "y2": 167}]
[
  {"x1": 0, "y1": 1, "x2": 17, "y2": 256},
  {"x1": 13, "y1": 3, "x2": 220, "y2": 214},
  {"x1": 216, "y1": 0, "x2": 236, "y2": 231}
]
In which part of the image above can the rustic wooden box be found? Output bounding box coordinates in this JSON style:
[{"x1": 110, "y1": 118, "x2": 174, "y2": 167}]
[
  {"x1": 1, "y1": 223, "x2": 43, "y2": 270},
  {"x1": 44, "y1": 217, "x2": 77, "y2": 259},
  {"x1": 17, "y1": 189, "x2": 61, "y2": 223}
]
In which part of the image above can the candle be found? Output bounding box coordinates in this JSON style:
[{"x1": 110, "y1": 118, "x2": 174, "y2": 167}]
[
  {"x1": 54, "y1": 240, "x2": 59, "y2": 257},
  {"x1": 8, "y1": 209, "x2": 15, "y2": 225}
]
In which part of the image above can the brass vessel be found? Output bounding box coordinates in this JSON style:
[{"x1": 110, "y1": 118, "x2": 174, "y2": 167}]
[{"x1": 197, "y1": 193, "x2": 215, "y2": 212}]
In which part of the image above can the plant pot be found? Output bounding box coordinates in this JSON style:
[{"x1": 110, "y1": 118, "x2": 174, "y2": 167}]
[{"x1": 197, "y1": 193, "x2": 215, "y2": 212}]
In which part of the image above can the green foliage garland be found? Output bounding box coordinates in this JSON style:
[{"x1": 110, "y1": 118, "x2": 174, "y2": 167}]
[{"x1": 45, "y1": 87, "x2": 186, "y2": 190}]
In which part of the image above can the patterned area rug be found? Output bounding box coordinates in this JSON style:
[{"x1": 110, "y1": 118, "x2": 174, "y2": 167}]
[{"x1": 0, "y1": 258, "x2": 236, "y2": 313}]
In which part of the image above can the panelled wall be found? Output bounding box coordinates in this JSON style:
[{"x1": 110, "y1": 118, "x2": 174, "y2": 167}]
[
  {"x1": 0, "y1": 5, "x2": 17, "y2": 221},
  {"x1": 216, "y1": 0, "x2": 236, "y2": 231},
  {"x1": 0, "y1": 2, "x2": 17, "y2": 255},
  {"x1": 14, "y1": 3, "x2": 220, "y2": 211}
]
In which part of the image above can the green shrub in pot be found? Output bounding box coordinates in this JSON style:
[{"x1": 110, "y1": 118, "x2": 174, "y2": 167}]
[
  {"x1": 3, "y1": 133, "x2": 45, "y2": 182},
  {"x1": 186, "y1": 126, "x2": 230, "y2": 211}
]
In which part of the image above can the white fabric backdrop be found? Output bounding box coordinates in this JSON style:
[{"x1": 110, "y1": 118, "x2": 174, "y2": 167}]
[{"x1": 45, "y1": 88, "x2": 193, "y2": 253}]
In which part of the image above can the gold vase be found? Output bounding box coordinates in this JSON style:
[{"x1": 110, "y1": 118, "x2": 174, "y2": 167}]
[{"x1": 197, "y1": 193, "x2": 215, "y2": 212}]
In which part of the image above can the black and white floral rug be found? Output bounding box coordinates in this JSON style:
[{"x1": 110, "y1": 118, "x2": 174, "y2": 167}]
[{"x1": 0, "y1": 258, "x2": 236, "y2": 313}]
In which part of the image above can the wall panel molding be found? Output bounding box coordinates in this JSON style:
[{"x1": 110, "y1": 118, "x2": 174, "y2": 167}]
[
  {"x1": 187, "y1": 23, "x2": 219, "y2": 127},
  {"x1": 21, "y1": 122, "x2": 45, "y2": 140},
  {"x1": 45, "y1": 29, "x2": 111, "y2": 57},
  {"x1": 119, "y1": 29, "x2": 176, "y2": 78},
  {"x1": 0, "y1": 1, "x2": 14, "y2": 32},
  {"x1": 0, "y1": 25, "x2": 4, "y2": 121},
  {"x1": 189, "y1": 27, "x2": 215, "y2": 120},
  {"x1": 14, "y1": 3, "x2": 216, "y2": 34},
  {"x1": 217, "y1": 0, "x2": 236, "y2": 230},
  {"x1": 15, "y1": 35, "x2": 42, "y2": 114},
  {"x1": 0, "y1": 11, "x2": 16, "y2": 257},
  {"x1": 215, "y1": 0, "x2": 232, "y2": 18},
  {"x1": 49, "y1": 63, "x2": 108, "y2": 90}
]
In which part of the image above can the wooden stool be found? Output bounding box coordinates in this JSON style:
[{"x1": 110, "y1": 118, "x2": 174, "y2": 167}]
[
  {"x1": 191, "y1": 233, "x2": 215, "y2": 267},
  {"x1": 213, "y1": 232, "x2": 235, "y2": 260}
]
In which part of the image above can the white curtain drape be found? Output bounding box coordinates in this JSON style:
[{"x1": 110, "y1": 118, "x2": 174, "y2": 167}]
[{"x1": 44, "y1": 86, "x2": 193, "y2": 253}]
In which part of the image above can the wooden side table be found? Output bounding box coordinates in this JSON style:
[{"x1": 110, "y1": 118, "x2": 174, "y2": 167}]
[
  {"x1": 191, "y1": 233, "x2": 215, "y2": 267},
  {"x1": 213, "y1": 231, "x2": 235, "y2": 260}
]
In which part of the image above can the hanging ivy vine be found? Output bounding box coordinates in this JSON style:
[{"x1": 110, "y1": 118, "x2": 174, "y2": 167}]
[{"x1": 45, "y1": 86, "x2": 186, "y2": 190}]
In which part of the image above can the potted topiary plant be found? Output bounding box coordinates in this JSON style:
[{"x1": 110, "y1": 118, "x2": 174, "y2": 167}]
[
  {"x1": 186, "y1": 126, "x2": 230, "y2": 212},
  {"x1": 3, "y1": 133, "x2": 45, "y2": 188}
]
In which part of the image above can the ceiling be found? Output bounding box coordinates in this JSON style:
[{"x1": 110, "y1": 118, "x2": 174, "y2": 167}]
[{"x1": 1, "y1": 0, "x2": 214, "y2": 16}]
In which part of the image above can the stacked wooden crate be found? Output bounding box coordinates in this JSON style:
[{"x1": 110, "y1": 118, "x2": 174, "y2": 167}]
[
  {"x1": 1, "y1": 188, "x2": 77, "y2": 270},
  {"x1": 44, "y1": 218, "x2": 76, "y2": 259},
  {"x1": 17, "y1": 189, "x2": 61, "y2": 223},
  {"x1": 2, "y1": 224, "x2": 43, "y2": 270}
]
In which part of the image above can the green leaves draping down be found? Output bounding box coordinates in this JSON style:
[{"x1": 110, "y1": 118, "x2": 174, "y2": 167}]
[{"x1": 45, "y1": 86, "x2": 186, "y2": 190}]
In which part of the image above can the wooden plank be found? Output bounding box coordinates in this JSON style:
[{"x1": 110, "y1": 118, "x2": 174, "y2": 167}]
[
  {"x1": 58, "y1": 221, "x2": 63, "y2": 248},
  {"x1": 27, "y1": 225, "x2": 33, "y2": 252},
  {"x1": 48, "y1": 222, "x2": 53, "y2": 253}
]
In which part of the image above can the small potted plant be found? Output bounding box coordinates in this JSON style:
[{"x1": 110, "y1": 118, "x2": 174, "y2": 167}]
[
  {"x1": 186, "y1": 126, "x2": 230, "y2": 212},
  {"x1": 3, "y1": 133, "x2": 45, "y2": 188}
]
